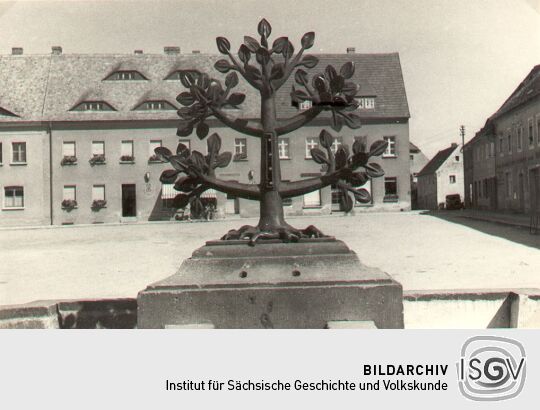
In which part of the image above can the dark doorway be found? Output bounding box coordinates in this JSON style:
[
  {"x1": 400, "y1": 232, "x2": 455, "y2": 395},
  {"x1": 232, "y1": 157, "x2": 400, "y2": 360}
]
[{"x1": 122, "y1": 184, "x2": 137, "y2": 217}]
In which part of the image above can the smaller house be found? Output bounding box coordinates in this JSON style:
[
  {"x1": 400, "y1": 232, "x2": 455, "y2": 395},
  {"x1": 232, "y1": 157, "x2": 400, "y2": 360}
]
[
  {"x1": 417, "y1": 143, "x2": 464, "y2": 210},
  {"x1": 409, "y1": 142, "x2": 429, "y2": 209}
]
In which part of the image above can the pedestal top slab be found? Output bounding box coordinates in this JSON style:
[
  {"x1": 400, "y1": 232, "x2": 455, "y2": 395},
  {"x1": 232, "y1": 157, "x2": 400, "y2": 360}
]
[{"x1": 147, "y1": 239, "x2": 392, "y2": 291}]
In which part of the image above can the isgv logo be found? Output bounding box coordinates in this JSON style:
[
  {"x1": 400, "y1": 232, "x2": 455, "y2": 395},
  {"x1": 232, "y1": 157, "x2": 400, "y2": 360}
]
[{"x1": 457, "y1": 336, "x2": 526, "y2": 401}]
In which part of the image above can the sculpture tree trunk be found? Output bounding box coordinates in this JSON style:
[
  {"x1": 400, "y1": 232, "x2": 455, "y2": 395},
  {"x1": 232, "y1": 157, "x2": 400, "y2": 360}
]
[{"x1": 257, "y1": 91, "x2": 287, "y2": 231}]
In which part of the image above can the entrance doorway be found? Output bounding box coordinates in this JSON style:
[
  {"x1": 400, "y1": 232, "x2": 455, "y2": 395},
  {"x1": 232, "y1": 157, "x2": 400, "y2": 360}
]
[{"x1": 122, "y1": 184, "x2": 137, "y2": 217}]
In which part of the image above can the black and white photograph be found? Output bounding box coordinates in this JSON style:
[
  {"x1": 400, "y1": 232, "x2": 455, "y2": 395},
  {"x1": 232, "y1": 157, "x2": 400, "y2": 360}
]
[{"x1": 0, "y1": 0, "x2": 539, "y2": 407}]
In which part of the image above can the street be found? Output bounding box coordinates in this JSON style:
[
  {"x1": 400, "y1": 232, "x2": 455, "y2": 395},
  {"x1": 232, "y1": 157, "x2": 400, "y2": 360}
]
[{"x1": 1, "y1": 211, "x2": 539, "y2": 306}]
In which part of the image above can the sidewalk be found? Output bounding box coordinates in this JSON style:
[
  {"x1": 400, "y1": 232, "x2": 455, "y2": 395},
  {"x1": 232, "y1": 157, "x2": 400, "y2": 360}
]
[{"x1": 446, "y1": 209, "x2": 534, "y2": 230}]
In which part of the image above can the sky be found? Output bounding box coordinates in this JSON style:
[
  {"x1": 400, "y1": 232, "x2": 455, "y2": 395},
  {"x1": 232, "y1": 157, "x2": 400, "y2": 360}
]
[{"x1": 0, "y1": 0, "x2": 539, "y2": 157}]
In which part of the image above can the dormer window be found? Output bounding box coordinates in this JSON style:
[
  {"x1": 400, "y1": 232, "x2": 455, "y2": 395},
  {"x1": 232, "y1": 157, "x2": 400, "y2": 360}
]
[
  {"x1": 70, "y1": 101, "x2": 116, "y2": 111},
  {"x1": 134, "y1": 100, "x2": 176, "y2": 111},
  {"x1": 104, "y1": 70, "x2": 147, "y2": 81},
  {"x1": 298, "y1": 100, "x2": 312, "y2": 111},
  {"x1": 356, "y1": 97, "x2": 375, "y2": 110}
]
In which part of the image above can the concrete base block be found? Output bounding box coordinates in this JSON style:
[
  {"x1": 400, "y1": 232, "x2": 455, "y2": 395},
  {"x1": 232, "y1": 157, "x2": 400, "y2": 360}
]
[{"x1": 138, "y1": 239, "x2": 404, "y2": 329}]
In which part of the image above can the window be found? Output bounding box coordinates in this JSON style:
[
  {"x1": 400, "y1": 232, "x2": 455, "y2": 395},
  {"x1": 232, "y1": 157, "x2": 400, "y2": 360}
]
[
  {"x1": 63, "y1": 186, "x2": 76, "y2": 201},
  {"x1": 63, "y1": 141, "x2": 76, "y2": 157},
  {"x1": 4, "y1": 186, "x2": 24, "y2": 208},
  {"x1": 104, "y1": 71, "x2": 147, "y2": 81},
  {"x1": 490, "y1": 142, "x2": 495, "y2": 157},
  {"x1": 92, "y1": 141, "x2": 105, "y2": 156},
  {"x1": 120, "y1": 140, "x2": 134, "y2": 161},
  {"x1": 0, "y1": 142, "x2": 2, "y2": 164},
  {"x1": 528, "y1": 120, "x2": 534, "y2": 147},
  {"x1": 92, "y1": 185, "x2": 105, "y2": 201},
  {"x1": 505, "y1": 172, "x2": 512, "y2": 198},
  {"x1": 303, "y1": 190, "x2": 321, "y2": 208},
  {"x1": 449, "y1": 175, "x2": 456, "y2": 184},
  {"x1": 298, "y1": 100, "x2": 312, "y2": 111},
  {"x1": 149, "y1": 140, "x2": 162, "y2": 161},
  {"x1": 278, "y1": 138, "x2": 290, "y2": 159},
  {"x1": 507, "y1": 134, "x2": 512, "y2": 153},
  {"x1": 330, "y1": 137, "x2": 343, "y2": 154},
  {"x1": 71, "y1": 101, "x2": 115, "y2": 111},
  {"x1": 517, "y1": 126, "x2": 523, "y2": 151},
  {"x1": 499, "y1": 136, "x2": 503, "y2": 154},
  {"x1": 12, "y1": 142, "x2": 26, "y2": 163},
  {"x1": 455, "y1": 155, "x2": 460, "y2": 162},
  {"x1": 234, "y1": 138, "x2": 247, "y2": 159},
  {"x1": 135, "y1": 101, "x2": 176, "y2": 111},
  {"x1": 410, "y1": 154, "x2": 414, "y2": 160},
  {"x1": 356, "y1": 97, "x2": 375, "y2": 109},
  {"x1": 305, "y1": 137, "x2": 319, "y2": 158},
  {"x1": 382, "y1": 136, "x2": 396, "y2": 157},
  {"x1": 384, "y1": 177, "x2": 398, "y2": 201}
]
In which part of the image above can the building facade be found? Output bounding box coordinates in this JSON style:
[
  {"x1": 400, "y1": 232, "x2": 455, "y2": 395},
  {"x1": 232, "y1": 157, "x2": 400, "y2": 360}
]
[
  {"x1": 464, "y1": 65, "x2": 540, "y2": 214},
  {"x1": 416, "y1": 143, "x2": 464, "y2": 210},
  {"x1": 409, "y1": 141, "x2": 429, "y2": 209},
  {"x1": 1, "y1": 47, "x2": 411, "y2": 226}
]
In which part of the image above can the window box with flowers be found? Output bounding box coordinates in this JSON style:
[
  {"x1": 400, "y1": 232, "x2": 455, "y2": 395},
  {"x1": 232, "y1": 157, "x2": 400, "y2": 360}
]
[
  {"x1": 61, "y1": 156, "x2": 78, "y2": 166},
  {"x1": 91, "y1": 199, "x2": 107, "y2": 210},
  {"x1": 89, "y1": 154, "x2": 106, "y2": 165},
  {"x1": 61, "y1": 199, "x2": 78, "y2": 210},
  {"x1": 148, "y1": 154, "x2": 164, "y2": 163},
  {"x1": 120, "y1": 155, "x2": 135, "y2": 163}
]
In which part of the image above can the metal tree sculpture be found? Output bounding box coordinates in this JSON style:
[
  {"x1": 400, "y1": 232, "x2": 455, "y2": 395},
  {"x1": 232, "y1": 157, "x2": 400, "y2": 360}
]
[{"x1": 156, "y1": 19, "x2": 388, "y2": 245}]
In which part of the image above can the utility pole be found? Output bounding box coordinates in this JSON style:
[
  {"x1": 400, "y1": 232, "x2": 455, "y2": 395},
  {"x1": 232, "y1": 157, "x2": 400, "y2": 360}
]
[{"x1": 460, "y1": 125, "x2": 465, "y2": 151}]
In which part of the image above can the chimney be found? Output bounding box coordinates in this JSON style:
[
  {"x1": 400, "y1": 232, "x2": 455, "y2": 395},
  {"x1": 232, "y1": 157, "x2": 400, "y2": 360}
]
[
  {"x1": 451, "y1": 142, "x2": 458, "y2": 148},
  {"x1": 347, "y1": 47, "x2": 355, "y2": 54},
  {"x1": 134, "y1": 49, "x2": 143, "y2": 55},
  {"x1": 11, "y1": 47, "x2": 23, "y2": 55},
  {"x1": 164, "y1": 46, "x2": 180, "y2": 55},
  {"x1": 192, "y1": 50, "x2": 200, "y2": 54},
  {"x1": 51, "y1": 46, "x2": 62, "y2": 55}
]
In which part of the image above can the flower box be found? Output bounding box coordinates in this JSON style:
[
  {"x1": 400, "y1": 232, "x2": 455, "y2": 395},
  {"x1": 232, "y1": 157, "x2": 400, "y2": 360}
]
[
  {"x1": 61, "y1": 199, "x2": 77, "y2": 209},
  {"x1": 120, "y1": 155, "x2": 135, "y2": 162},
  {"x1": 89, "y1": 154, "x2": 106, "y2": 165},
  {"x1": 148, "y1": 154, "x2": 163, "y2": 163},
  {"x1": 61, "y1": 156, "x2": 78, "y2": 166},
  {"x1": 91, "y1": 199, "x2": 107, "y2": 209}
]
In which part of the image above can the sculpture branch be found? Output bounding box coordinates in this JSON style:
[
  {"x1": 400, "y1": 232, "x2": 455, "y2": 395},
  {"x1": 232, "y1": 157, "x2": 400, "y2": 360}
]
[
  {"x1": 273, "y1": 48, "x2": 305, "y2": 90},
  {"x1": 210, "y1": 106, "x2": 263, "y2": 137},
  {"x1": 279, "y1": 168, "x2": 349, "y2": 198},
  {"x1": 199, "y1": 175, "x2": 261, "y2": 200},
  {"x1": 276, "y1": 105, "x2": 323, "y2": 136},
  {"x1": 226, "y1": 51, "x2": 263, "y2": 90}
]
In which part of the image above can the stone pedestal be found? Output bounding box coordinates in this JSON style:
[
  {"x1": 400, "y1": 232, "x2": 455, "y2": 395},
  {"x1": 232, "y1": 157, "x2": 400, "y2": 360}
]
[{"x1": 137, "y1": 239, "x2": 403, "y2": 329}]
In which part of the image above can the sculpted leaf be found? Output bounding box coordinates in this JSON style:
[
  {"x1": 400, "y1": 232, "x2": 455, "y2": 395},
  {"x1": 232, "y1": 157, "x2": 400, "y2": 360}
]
[
  {"x1": 272, "y1": 37, "x2": 288, "y2": 53},
  {"x1": 352, "y1": 188, "x2": 371, "y2": 203},
  {"x1": 174, "y1": 176, "x2": 198, "y2": 192},
  {"x1": 340, "y1": 61, "x2": 355, "y2": 79},
  {"x1": 349, "y1": 172, "x2": 369, "y2": 187},
  {"x1": 207, "y1": 133, "x2": 221, "y2": 156},
  {"x1": 364, "y1": 162, "x2": 385, "y2": 178},
  {"x1": 190, "y1": 150, "x2": 207, "y2": 170},
  {"x1": 352, "y1": 139, "x2": 366, "y2": 154},
  {"x1": 169, "y1": 155, "x2": 189, "y2": 172},
  {"x1": 225, "y1": 72, "x2": 239, "y2": 88},
  {"x1": 369, "y1": 140, "x2": 389, "y2": 157},
  {"x1": 255, "y1": 48, "x2": 270, "y2": 65},
  {"x1": 160, "y1": 169, "x2": 179, "y2": 184},
  {"x1": 283, "y1": 40, "x2": 294, "y2": 59},
  {"x1": 335, "y1": 147, "x2": 348, "y2": 169},
  {"x1": 270, "y1": 63, "x2": 285, "y2": 80},
  {"x1": 310, "y1": 148, "x2": 329, "y2": 165},
  {"x1": 216, "y1": 37, "x2": 231, "y2": 54},
  {"x1": 301, "y1": 32, "x2": 315, "y2": 49},
  {"x1": 177, "y1": 92, "x2": 194, "y2": 106},
  {"x1": 227, "y1": 93, "x2": 246, "y2": 106},
  {"x1": 196, "y1": 122, "x2": 209, "y2": 140},
  {"x1": 245, "y1": 65, "x2": 262, "y2": 81},
  {"x1": 300, "y1": 55, "x2": 318, "y2": 69},
  {"x1": 319, "y1": 129, "x2": 333, "y2": 149},
  {"x1": 340, "y1": 189, "x2": 353, "y2": 212},
  {"x1": 342, "y1": 113, "x2": 362, "y2": 129},
  {"x1": 238, "y1": 44, "x2": 251, "y2": 64},
  {"x1": 179, "y1": 71, "x2": 197, "y2": 88},
  {"x1": 257, "y1": 18, "x2": 272, "y2": 39},
  {"x1": 154, "y1": 146, "x2": 172, "y2": 161},
  {"x1": 244, "y1": 36, "x2": 260, "y2": 52},
  {"x1": 176, "y1": 142, "x2": 190, "y2": 157},
  {"x1": 214, "y1": 59, "x2": 231, "y2": 73},
  {"x1": 348, "y1": 152, "x2": 369, "y2": 170},
  {"x1": 215, "y1": 152, "x2": 232, "y2": 168},
  {"x1": 294, "y1": 69, "x2": 308, "y2": 85}
]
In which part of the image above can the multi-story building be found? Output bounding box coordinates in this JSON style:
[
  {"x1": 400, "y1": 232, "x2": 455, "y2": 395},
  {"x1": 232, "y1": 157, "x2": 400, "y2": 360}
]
[
  {"x1": 416, "y1": 143, "x2": 464, "y2": 210},
  {"x1": 1, "y1": 47, "x2": 411, "y2": 226},
  {"x1": 464, "y1": 64, "x2": 540, "y2": 214}
]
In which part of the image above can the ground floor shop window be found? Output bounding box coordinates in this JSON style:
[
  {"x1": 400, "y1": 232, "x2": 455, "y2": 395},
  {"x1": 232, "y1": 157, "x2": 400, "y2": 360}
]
[
  {"x1": 384, "y1": 177, "x2": 398, "y2": 202},
  {"x1": 303, "y1": 190, "x2": 321, "y2": 208}
]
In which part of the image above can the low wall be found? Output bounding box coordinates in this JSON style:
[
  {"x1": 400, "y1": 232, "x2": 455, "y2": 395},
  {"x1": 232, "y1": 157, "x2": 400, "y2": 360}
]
[{"x1": 1, "y1": 290, "x2": 540, "y2": 329}]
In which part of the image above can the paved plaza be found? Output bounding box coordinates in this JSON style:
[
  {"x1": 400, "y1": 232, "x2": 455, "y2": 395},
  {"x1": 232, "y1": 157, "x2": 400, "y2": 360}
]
[{"x1": 1, "y1": 211, "x2": 539, "y2": 306}]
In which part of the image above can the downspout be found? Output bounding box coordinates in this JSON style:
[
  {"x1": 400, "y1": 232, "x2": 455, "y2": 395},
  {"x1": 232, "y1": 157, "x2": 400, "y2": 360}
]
[{"x1": 48, "y1": 121, "x2": 53, "y2": 225}]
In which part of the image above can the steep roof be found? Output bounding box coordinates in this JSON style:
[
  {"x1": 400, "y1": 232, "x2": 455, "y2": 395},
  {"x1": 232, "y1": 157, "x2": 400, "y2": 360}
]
[
  {"x1": 0, "y1": 52, "x2": 409, "y2": 123},
  {"x1": 409, "y1": 141, "x2": 421, "y2": 153},
  {"x1": 491, "y1": 64, "x2": 540, "y2": 120},
  {"x1": 417, "y1": 145, "x2": 457, "y2": 177}
]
